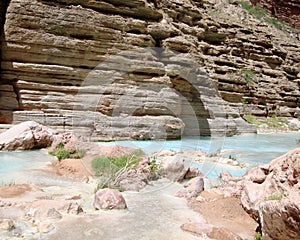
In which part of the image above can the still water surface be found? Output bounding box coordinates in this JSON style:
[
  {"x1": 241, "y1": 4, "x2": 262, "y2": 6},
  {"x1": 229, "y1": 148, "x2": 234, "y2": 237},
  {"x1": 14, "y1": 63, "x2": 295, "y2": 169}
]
[{"x1": 0, "y1": 132, "x2": 299, "y2": 182}]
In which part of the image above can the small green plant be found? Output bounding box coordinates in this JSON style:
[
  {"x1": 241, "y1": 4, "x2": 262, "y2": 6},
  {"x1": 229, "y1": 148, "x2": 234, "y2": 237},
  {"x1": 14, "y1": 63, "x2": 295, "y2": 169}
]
[
  {"x1": 243, "y1": 114, "x2": 256, "y2": 124},
  {"x1": 265, "y1": 17, "x2": 286, "y2": 30},
  {"x1": 149, "y1": 159, "x2": 159, "y2": 174},
  {"x1": 297, "y1": 139, "x2": 300, "y2": 145},
  {"x1": 91, "y1": 156, "x2": 120, "y2": 177},
  {"x1": 148, "y1": 158, "x2": 161, "y2": 180},
  {"x1": 265, "y1": 115, "x2": 287, "y2": 129},
  {"x1": 265, "y1": 193, "x2": 283, "y2": 201},
  {"x1": 241, "y1": 98, "x2": 248, "y2": 105},
  {"x1": 49, "y1": 143, "x2": 86, "y2": 160},
  {"x1": 243, "y1": 114, "x2": 288, "y2": 130},
  {"x1": 50, "y1": 147, "x2": 76, "y2": 160},
  {"x1": 242, "y1": 69, "x2": 255, "y2": 85},
  {"x1": 92, "y1": 152, "x2": 144, "y2": 192},
  {"x1": 91, "y1": 152, "x2": 141, "y2": 177},
  {"x1": 226, "y1": 131, "x2": 236, "y2": 137},
  {"x1": 255, "y1": 231, "x2": 262, "y2": 240}
]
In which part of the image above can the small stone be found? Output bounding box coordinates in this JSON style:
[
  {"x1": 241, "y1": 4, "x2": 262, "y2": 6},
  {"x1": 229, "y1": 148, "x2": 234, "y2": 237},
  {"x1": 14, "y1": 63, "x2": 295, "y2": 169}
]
[
  {"x1": 0, "y1": 219, "x2": 14, "y2": 231},
  {"x1": 37, "y1": 222, "x2": 55, "y2": 234},
  {"x1": 196, "y1": 196, "x2": 205, "y2": 202},
  {"x1": 47, "y1": 208, "x2": 62, "y2": 220}
]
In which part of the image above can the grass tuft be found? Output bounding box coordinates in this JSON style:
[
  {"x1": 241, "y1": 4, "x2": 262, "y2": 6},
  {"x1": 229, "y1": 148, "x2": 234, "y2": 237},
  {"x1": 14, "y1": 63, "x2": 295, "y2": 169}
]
[{"x1": 49, "y1": 144, "x2": 86, "y2": 160}]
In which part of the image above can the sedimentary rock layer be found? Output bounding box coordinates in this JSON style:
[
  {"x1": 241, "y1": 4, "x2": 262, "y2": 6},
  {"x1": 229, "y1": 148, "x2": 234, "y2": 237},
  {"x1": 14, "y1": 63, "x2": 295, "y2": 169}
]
[{"x1": 0, "y1": 0, "x2": 299, "y2": 139}]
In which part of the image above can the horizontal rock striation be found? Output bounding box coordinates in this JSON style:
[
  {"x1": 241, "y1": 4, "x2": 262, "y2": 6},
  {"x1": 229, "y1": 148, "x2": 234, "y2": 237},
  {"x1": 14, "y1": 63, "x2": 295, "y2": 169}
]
[{"x1": 0, "y1": 0, "x2": 299, "y2": 139}]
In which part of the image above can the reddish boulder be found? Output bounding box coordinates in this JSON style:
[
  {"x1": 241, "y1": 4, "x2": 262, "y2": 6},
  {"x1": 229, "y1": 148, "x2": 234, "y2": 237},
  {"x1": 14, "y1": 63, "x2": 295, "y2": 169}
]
[
  {"x1": 93, "y1": 188, "x2": 127, "y2": 210},
  {"x1": 176, "y1": 176, "x2": 204, "y2": 198},
  {"x1": 0, "y1": 121, "x2": 54, "y2": 150}
]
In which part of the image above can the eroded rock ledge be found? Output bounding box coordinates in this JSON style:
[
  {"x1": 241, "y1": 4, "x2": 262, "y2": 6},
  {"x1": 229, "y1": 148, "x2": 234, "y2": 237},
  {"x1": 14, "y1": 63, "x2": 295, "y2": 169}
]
[{"x1": 0, "y1": 0, "x2": 299, "y2": 140}]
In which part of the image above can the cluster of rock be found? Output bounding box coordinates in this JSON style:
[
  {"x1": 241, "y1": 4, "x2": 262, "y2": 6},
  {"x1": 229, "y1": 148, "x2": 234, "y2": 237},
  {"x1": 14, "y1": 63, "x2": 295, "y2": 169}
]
[
  {"x1": 1, "y1": 0, "x2": 299, "y2": 139},
  {"x1": 217, "y1": 147, "x2": 300, "y2": 239}
]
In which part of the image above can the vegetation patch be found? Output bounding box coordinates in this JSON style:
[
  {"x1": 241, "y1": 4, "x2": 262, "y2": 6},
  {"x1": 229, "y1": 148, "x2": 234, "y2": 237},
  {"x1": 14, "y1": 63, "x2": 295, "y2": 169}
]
[
  {"x1": 92, "y1": 150, "x2": 146, "y2": 191},
  {"x1": 242, "y1": 69, "x2": 255, "y2": 85},
  {"x1": 92, "y1": 154, "x2": 140, "y2": 177},
  {"x1": 255, "y1": 231, "x2": 262, "y2": 240},
  {"x1": 265, "y1": 194, "x2": 283, "y2": 201},
  {"x1": 239, "y1": 1, "x2": 266, "y2": 19},
  {"x1": 243, "y1": 114, "x2": 288, "y2": 130},
  {"x1": 239, "y1": 1, "x2": 299, "y2": 33},
  {"x1": 49, "y1": 143, "x2": 86, "y2": 160}
]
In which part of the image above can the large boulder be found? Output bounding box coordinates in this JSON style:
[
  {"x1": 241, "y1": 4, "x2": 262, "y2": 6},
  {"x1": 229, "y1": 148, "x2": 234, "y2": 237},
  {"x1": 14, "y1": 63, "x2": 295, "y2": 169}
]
[
  {"x1": 159, "y1": 151, "x2": 202, "y2": 182},
  {"x1": 217, "y1": 147, "x2": 300, "y2": 239},
  {"x1": 240, "y1": 147, "x2": 300, "y2": 220},
  {"x1": 176, "y1": 176, "x2": 205, "y2": 198},
  {"x1": 93, "y1": 189, "x2": 127, "y2": 210},
  {"x1": 0, "y1": 121, "x2": 54, "y2": 150},
  {"x1": 160, "y1": 155, "x2": 190, "y2": 181},
  {"x1": 258, "y1": 191, "x2": 300, "y2": 240}
]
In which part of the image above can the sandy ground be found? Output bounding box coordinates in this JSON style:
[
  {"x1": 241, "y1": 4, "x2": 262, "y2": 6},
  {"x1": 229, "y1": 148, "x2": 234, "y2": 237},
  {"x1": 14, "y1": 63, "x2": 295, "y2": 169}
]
[
  {"x1": 0, "y1": 184, "x2": 32, "y2": 198},
  {"x1": 189, "y1": 191, "x2": 258, "y2": 239}
]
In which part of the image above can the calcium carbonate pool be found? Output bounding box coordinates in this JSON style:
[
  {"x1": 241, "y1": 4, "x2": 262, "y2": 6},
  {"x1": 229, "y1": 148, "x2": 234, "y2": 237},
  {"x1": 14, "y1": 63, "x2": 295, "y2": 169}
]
[
  {"x1": 0, "y1": 132, "x2": 299, "y2": 182},
  {"x1": 98, "y1": 132, "x2": 300, "y2": 178}
]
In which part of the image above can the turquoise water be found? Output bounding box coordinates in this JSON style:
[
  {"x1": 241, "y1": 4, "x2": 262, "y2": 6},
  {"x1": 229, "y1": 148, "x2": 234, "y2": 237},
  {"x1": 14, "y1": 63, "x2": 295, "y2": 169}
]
[
  {"x1": 0, "y1": 132, "x2": 299, "y2": 181},
  {"x1": 0, "y1": 150, "x2": 55, "y2": 183},
  {"x1": 98, "y1": 132, "x2": 300, "y2": 178}
]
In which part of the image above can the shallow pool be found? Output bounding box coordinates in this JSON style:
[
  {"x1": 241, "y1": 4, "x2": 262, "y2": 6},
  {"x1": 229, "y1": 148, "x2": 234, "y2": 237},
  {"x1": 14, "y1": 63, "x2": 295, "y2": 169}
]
[
  {"x1": 0, "y1": 149, "x2": 55, "y2": 184},
  {"x1": 98, "y1": 132, "x2": 300, "y2": 178},
  {"x1": 0, "y1": 132, "x2": 299, "y2": 181}
]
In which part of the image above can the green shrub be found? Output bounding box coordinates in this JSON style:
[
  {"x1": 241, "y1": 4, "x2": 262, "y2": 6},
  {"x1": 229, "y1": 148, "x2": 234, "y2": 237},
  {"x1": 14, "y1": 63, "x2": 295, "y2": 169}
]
[
  {"x1": 226, "y1": 131, "x2": 236, "y2": 137},
  {"x1": 92, "y1": 156, "x2": 119, "y2": 177},
  {"x1": 265, "y1": 17, "x2": 286, "y2": 30},
  {"x1": 243, "y1": 114, "x2": 256, "y2": 124},
  {"x1": 92, "y1": 152, "x2": 145, "y2": 191},
  {"x1": 91, "y1": 153, "x2": 141, "y2": 177},
  {"x1": 110, "y1": 155, "x2": 140, "y2": 169},
  {"x1": 49, "y1": 143, "x2": 86, "y2": 160},
  {"x1": 241, "y1": 98, "x2": 248, "y2": 105},
  {"x1": 242, "y1": 69, "x2": 255, "y2": 85},
  {"x1": 255, "y1": 232, "x2": 262, "y2": 240},
  {"x1": 94, "y1": 181, "x2": 125, "y2": 193},
  {"x1": 265, "y1": 115, "x2": 286, "y2": 129},
  {"x1": 265, "y1": 193, "x2": 283, "y2": 201}
]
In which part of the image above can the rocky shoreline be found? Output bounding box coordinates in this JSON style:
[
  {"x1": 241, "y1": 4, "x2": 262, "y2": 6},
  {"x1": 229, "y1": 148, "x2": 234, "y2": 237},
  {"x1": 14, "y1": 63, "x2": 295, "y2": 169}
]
[{"x1": 0, "y1": 121, "x2": 299, "y2": 239}]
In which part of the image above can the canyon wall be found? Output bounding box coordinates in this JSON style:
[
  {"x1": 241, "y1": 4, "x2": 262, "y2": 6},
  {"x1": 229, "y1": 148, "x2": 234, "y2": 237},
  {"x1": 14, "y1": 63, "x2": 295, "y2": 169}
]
[{"x1": 0, "y1": 0, "x2": 299, "y2": 140}]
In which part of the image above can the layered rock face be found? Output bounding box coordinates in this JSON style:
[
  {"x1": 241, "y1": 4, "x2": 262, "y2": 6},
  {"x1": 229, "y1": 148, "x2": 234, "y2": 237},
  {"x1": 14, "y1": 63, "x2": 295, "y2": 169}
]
[
  {"x1": 0, "y1": 0, "x2": 299, "y2": 139},
  {"x1": 250, "y1": 0, "x2": 300, "y2": 30}
]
